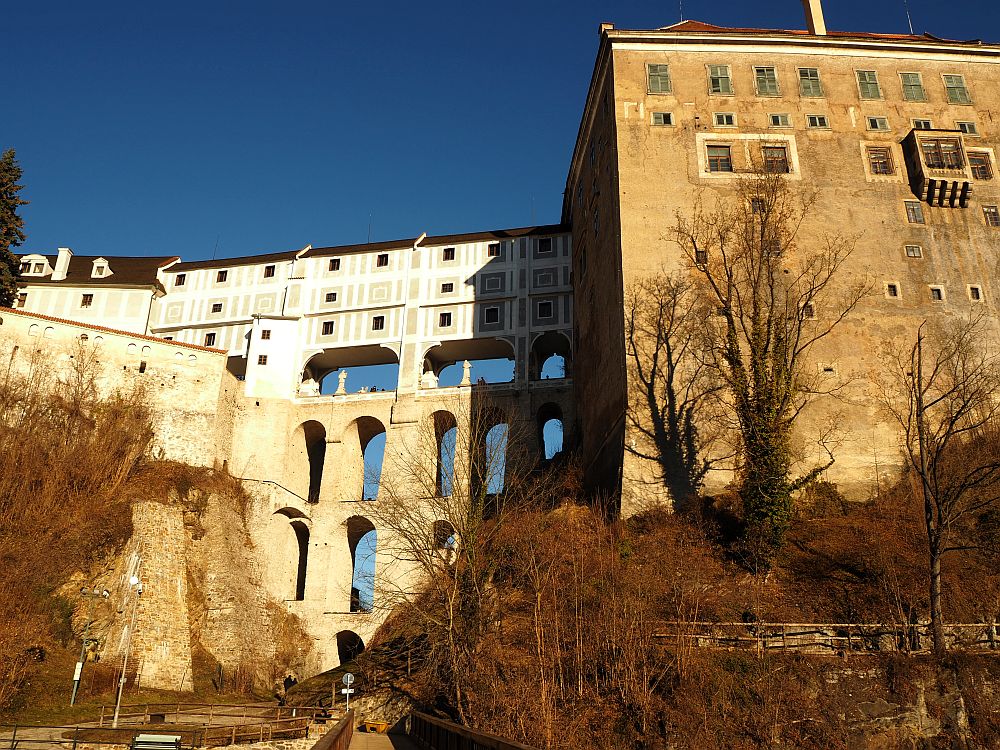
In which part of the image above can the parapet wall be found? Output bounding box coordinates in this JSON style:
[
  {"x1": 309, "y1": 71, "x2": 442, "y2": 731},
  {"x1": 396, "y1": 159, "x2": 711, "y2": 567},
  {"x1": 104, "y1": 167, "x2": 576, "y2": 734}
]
[{"x1": 0, "y1": 307, "x2": 230, "y2": 467}]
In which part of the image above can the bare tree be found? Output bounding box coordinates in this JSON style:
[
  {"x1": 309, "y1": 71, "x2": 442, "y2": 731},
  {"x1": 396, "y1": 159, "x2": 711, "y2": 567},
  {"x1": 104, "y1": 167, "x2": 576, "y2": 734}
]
[
  {"x1": 624, "y1": 270, "x2": 725, "y2": 509},
  {"x1": 672, "y1": 167, "x2": 870, "y2": 563},
  {"x1": 879, "y1": 315, "x2": 1000, "y2": 651},
  {"x1": 368, "y1": 396, "x2": 558, "y2": 724}
]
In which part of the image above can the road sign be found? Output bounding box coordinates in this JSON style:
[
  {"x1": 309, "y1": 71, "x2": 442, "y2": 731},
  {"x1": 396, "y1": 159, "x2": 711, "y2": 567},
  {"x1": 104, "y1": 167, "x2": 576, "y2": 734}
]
[
  {"x1": 341, "y1": 688, "x2": 355, "y2": 694},
  {"x1": 342, "y1": 672, "x2": 354, "y2": 686}
]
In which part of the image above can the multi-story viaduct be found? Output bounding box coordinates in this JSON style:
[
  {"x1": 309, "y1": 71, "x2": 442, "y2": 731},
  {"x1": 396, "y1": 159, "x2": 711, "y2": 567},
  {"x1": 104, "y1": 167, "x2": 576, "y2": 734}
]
[{"x1": 2, "y1": 0, "x2": 998, "y2": 675}]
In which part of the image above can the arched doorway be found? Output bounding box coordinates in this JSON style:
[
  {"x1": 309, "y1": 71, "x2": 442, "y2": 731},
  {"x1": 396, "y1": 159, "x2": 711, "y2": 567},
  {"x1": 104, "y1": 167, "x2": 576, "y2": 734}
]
[{"x1": 336, "y1": 630, "x2": 365, "y2": 665}]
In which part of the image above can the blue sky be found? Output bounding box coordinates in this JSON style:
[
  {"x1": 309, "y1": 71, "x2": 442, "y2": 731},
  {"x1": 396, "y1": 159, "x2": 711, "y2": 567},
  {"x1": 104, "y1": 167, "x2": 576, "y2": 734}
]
[{"x1": 7, "y1": 1, "x2": 996, "y2": 262}]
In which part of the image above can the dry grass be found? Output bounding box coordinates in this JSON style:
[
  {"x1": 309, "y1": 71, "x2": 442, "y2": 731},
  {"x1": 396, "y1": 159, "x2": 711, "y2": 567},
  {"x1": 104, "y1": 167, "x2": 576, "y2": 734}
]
[{"x1": 0, "y1": 343, "x2": 153, "y2": 709}]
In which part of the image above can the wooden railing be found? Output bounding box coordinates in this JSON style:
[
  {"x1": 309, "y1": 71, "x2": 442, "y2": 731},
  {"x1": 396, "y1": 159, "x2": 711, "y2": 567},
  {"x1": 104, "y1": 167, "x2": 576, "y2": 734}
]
[
  {"x1": 98, "y1": 703, "x2": 331, "y2": 726},
  {"x1": 308, "y1": 711, "x2": 353, "y2": 750},
  {"x1": 407, "y1": 712, "x2": 538, "y2": 750},
  {"x1": 654, "y1": 621, "x2": 1000, "y2": 654}
]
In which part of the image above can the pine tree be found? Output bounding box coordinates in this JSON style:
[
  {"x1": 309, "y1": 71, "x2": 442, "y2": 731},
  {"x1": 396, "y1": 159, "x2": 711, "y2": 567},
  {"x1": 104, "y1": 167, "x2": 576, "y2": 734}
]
[{"x1": 0, "y1": 148, "x2": 28, "y2": 307}]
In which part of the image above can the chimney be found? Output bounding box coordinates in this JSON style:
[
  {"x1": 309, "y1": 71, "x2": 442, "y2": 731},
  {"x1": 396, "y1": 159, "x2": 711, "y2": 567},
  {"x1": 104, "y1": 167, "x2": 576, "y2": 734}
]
[
  {"x1": 52, "y1": 247, "x2": 73, "y2": 281},
  {"x1": 802, "y1": 0, "x2": 827, "y2": 35}
]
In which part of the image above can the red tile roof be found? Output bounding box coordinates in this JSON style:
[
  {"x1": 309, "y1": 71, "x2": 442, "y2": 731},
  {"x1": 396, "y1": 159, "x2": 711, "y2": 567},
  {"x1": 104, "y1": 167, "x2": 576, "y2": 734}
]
[
  {"x1": 656, "y1": 19, "x2": 984, "y2": 45},
  {"x1": 0, "y1": 306, "x2": 227, "y2": 354}
]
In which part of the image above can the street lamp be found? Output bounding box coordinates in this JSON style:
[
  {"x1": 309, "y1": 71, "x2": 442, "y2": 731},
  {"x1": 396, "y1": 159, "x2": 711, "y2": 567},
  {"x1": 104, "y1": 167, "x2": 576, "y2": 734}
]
[
  {"x1": 70, "y1": 586, "x2": 110, "y2": 705},
  {"x1": 112, "y1": 575, "x2": 143, "y2": 728}
]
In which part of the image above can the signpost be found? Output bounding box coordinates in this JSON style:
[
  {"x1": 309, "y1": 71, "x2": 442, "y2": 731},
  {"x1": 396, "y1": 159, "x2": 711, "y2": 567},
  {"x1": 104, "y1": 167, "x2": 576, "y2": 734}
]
[{"x1": 341, "y1": 673, "x2": 355, "y2": 711}]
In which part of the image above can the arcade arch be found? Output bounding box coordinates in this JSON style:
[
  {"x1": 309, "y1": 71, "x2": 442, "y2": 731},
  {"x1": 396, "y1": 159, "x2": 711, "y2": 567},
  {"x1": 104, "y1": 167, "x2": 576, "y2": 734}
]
[
  {"x1": 529, "y1": 331, "x2": 572, "y2": 380},
  {"x1": 431, "y1": 410, "x2": 457, "y2": 497},
  {"x1": 291, "y1": 420, "x2": 327, "y2": 503},
  {"x1": 340, "y1": 416, "x2": 387, "y2": 501},
  {"x1": 268, "y1": 509, "x2": 311, "y2": 602},
  {"x1": 300, "y1": 344, "x2": 400, "y2": 395},
  {"x1": 537, "y1": 402, "x2": 564, "y2": 461},
  {"x1": 346, "y1": 515, "x2": 376, "y2": 613},
  {"x1": 422, "y1": 338, "x2": 515, "y2": 387}
]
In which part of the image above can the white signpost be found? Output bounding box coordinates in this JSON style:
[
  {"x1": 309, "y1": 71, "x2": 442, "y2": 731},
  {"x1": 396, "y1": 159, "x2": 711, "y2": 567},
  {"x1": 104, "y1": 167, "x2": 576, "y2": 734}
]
[{"x1": 341, "y1": 673, "x2": 355, "y2": 710}]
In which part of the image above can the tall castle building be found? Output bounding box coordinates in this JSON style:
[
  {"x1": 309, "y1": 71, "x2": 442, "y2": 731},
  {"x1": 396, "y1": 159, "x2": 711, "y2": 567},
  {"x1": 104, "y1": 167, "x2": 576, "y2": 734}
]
[{"x1": 4, "y1": 0, "x2": 998, "y2": 674}]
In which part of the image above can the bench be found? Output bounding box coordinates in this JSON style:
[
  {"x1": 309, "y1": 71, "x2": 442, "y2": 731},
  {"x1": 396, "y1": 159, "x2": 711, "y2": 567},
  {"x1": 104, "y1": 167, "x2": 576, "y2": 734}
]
[{"x1": 360, "y1": 719, "x2": 389, "y2": 734}]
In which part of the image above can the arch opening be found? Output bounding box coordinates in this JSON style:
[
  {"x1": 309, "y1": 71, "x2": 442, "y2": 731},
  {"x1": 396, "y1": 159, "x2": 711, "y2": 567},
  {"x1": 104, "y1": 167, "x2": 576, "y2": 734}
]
[
  {"x1": 421, "y1": 338, "x2": 515, "y2": 388},
  {"x1": 290, "y1": 520, "x2": 309, "y2": 601},
  {"x1": 537, "y1": 403, "x2": 564, "y2": 461},
  {"x1": 336, "y1": 630, "x2": 365, "y2": 665},
  {"x1": 293, "y1": 420, "x2": 327, "y2": 503},
  {"x1": 301, "y1": 345, "x2": 399, "y2": 395},
  {"x1": 432, "y1": 411, "x2": 458, "y2": 497},
  {"x1": 341, "y1": 417, "x2": 387, "y2": 501},
  {"x1": 346, "y1": 515, "x2": 376, "y2": 613},
  {"x1": 483, "y1": 422, "x2": 509, "y2": 495},
  {"x1": 530, "y1": 331, "x2": 572, "y2": 380}
]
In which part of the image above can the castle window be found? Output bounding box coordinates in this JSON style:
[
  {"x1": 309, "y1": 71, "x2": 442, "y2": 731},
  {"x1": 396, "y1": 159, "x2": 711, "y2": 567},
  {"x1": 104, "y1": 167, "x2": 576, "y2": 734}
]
[
  {"x1": 32, "y1": 263, "x2": 43, "y2": 273},
  {"x1": 81, "y1": 294, "x2": 94, "y2": 308},
  {"x1": 175, "y1": 273, "x2": 186, "y2": 286},
  {"x1": 708, "y1": 64, "x2": 733, "y2": 95},
  {"x1": 905, "y1": 201, "x2": 925, "y2": 224},
  {"x1": 16, "y1": 293, "x2": 26, "y2": 308},
  {"x1": 912, "y1": 119, "x2": 933, "y2": 130},
  {"x1": 754, "y1": 66, "x2": 779, "y2": 96},
  {"x1": 798, "y1": 68, "x2": 823, "y2": 97},
  {"x1": 19, "y1": 262, "x2": 28, "y2": 273},
  {"x1": 713, "y1": 112, "x2": 735, "y2": 127},
  {"x1": 537, "y1": 301, "x2": 554, "y2": 319},
  {"x1": 943, "y1": 74, "x2": 972, "y2": 104},
  {"x1": 856, "y1": 70, "x2": 881, "y2": 99},
  {"x1": 263, "y1": 265, "x2": 275, "y2": 278},
  {"x1": 646, "y1": 63, "x2": 672, "y2": 93},
  {"x1": 886, "y1": 283, "x2": 900, "y2": 298},
  {"x1": 866, "y1": 116, "x2": 890, "y2": 132},
  {"x1": 372, "y1": 315, "x2": 385, "y2": 331},
  {"x1": 652, "y1": 111, "x2": 673, "y2": 126},
  {"x1": 930, "y1": 286, "x2": 945, "y2": 302},
  {"x1": 216, "y1": 270, "x2": 228, "y2": 283},
  {"x1": 325, "y1": 291, "x2": 338, "y2": 302},
  {"x1": 695, "y1": 248, "x2": 708, "y2": 266},
  {"x1": 762, "y1": 146, "x2": 789, "y2": 173},
  {"x1": 806, "y1": 114, "x2": 829, "y2": 129},
  {"x1": 376, "y1": 254, "x2": 389, "y2": 268},
  {"x1": 322, "y1": 321, "x2": 334, "y2": 335},
  {"x1": 706, "y1": 145, "x2": 732, "y2": 172},
  {"x1": 866, "y1": 146, "x2": 895, "y2": 175},
  {"x1": 769, "y1": 113, "x2": 791, "y2": 128},
  {"x1": 211, "y1": 303, "x2": 223, "y2": 313},
  {"x1": 969, "y1": 153, "x2": 993, "y2": 180},
  {"x1": 487, "y1": 243, "x2": 501, "y2": 257},
  {"x1": 438, "y1": 312, "x2": 452, "y2": 327},
  {"x1": 985, "y1": 206, "x2": 1000, "y2": 227},
  {"x1": 441, "y1": 282, "x2": 454, "y2": 293},
  {"x1": 538, "y1": 238, "x2": 553, "y2": 254},
  {"x1": 920, "y1": 137, "x2": 964, "y2": 169},
  {"x1": 442, "y1": 247, "x2": 456, "y2": 261},
  {"x1": 900, "y1": 72, "x2": 926, "y2": 102},
  {"x1": 261, "y1": 329, "x2": 271, "y2": 340},
  {"x1": 204, "y1": 332, "x2": 217, "y2": 347},
  {"x1": 969, "y1": 285, "x2": 983, "y2": 302},
  {"x1": 93, "y1": 265, "x2": 106, "y2": 277},
  {"x1": 257, "y1": 355, "x2": 268, "y2": 365},
  {"x1": 329, "y1": 258, "x2": 341, "y2": 271},
  {"x1": 485, "y1": 276, "x2": 502, "y2": 291},
  {"x1": 905, "y1": 245, "x2": 923, "y2": 258},
  {"x1": 957, "y1": 122, "x2": 979, "y2": 136},
  {"x1": 484, "y1": 306, "x2": 500, "y2": 324}
]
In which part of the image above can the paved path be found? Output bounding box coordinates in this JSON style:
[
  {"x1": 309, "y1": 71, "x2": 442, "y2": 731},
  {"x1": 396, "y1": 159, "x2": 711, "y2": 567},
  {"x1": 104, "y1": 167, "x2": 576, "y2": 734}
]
[{"x1": 349, "y1": 731, "x2": 421, "y2": 749}]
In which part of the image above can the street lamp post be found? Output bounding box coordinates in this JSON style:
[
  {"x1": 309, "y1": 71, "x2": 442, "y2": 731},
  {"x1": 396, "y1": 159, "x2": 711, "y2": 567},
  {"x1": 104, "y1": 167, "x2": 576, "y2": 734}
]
[
  {"x1": 70, "y1": 586, "x2": 110, "y2": 705},
  {"x1": 112, "y1": 575, "x2": 143, "y2": 729}
]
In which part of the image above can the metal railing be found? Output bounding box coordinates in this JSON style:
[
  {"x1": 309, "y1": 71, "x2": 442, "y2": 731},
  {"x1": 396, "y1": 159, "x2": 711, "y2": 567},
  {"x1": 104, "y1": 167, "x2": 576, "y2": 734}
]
[
  {"x1": 407, "y1": 712, "x2": 538, "y2": 750},
  {"x1": 654, "y1": 621, "x2": 1000, "y2": 654},
  {"x1": 307, "y1": 711, "x2": 353, "y2": 750}
]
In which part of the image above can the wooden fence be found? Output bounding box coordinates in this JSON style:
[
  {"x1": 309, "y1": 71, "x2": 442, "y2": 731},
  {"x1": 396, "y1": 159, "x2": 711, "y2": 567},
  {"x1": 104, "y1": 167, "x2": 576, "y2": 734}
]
[
  {"x1": 308, "y1": 711, "x2": 353, "y2": 750},
  {"x1": 654, "y1": 621, "x2": 1000, "y2": 654},
  {"x1": 407, "y1": 712, "x2": 538, "y2": 750}
]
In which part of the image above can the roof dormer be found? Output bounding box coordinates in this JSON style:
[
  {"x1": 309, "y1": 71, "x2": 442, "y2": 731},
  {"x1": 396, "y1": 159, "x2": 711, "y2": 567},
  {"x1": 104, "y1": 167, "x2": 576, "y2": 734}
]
[
  {"x1": 91, "y1": 257, "x2": 112, "y2": 279},
  {"x1": 18, "y1": 254, "x2": 52, "y2": 277}
]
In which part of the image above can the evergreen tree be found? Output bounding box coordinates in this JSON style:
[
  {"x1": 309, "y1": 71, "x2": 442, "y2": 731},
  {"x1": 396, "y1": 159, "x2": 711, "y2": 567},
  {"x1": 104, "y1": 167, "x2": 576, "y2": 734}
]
[{"x1": 0, "y1": 148, "x2": 28, "y2": 307}]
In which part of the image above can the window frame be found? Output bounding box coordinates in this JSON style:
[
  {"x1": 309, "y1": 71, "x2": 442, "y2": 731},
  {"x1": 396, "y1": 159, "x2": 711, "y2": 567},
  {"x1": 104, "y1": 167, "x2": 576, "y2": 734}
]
[
  {"x1": 929, "y1": 286, "x2": 945, "y2": 302},
  {"x1": 204, "y1": 332, "x2": 217, "y2": 347},
  {"x1": 886, "y1": 282, "x2": 901, "y2": 299},
  {"x1": 216, "y1": 270, "x2": 228, "y2": 283},
  {"x1": 905, "y1": 244, "x2": 923, "y2": 258},
  {"x1": 866, "y1": 116, "x2": 890, "y2": 132},
  {"x1": 969, "y1": 152, "x2": 993, "y2": 181},
  {"x1": 483, "y1": 306, "x2": 501, "y2": 325},
  {"x1": 175, "y1": 273, "x2": 186, "y2": 287},
  {"x1": 957, "y1": 121, "x2": 979, "y2": 136},
  {"x1": 487, "y1": 243, "x2": 501, "y2": 257},
  {"x1": 263, "y1": 264, "x2": 276, "y2": 278},
  {"x1": 984, "y1": 205, "x2": 1000, "y2": 227},
  {"x1": 905, "y1": 200, "x2": 926, "y2": 224},
  {"x1": 769, "y1": 113, "x2": 791, "y2": 128},
  {"x1": 806, "y1": 114, "x2": 830, "y2": 129},
  {"x1": 707, "y1": 144, "x2": 734, "y2": 173},
  {"x1": 257, "y1": 355, "x2": 268, "y2": 366},
  {"x1": 646, "y1": 63, "x2": 672, "y2": 94},
  {"x1": 912, "y1": 119, "x2": 933, "y2": 130},
  {"x1": 899, "y1": 72, "x2": 926, "y2": 102},
  {"x1": 968, "y1": 285, "x2": 983, "y2": 302},
  {"x1": 798, "y1": 67, "x2": 823, "y2": 97},
  {"x1": 371, "y1": 315, "x2": 386, "y2": 331},
  {"x1": 438, "y1": 312, "x2": 453, "y2": 328},
  {"x1": 441, "y1": 282, "x2": 454, "y2": 294},
  {"x1": 442, "y1": 247, "x2": 456, "y2": 262},
  {"x1": 708, "y1": 64, "x2": 733, "y2": 95},
  {"x1": 325, "y1": 291, "x2": 338, "y2": 303},
  {"x1": 211, "y1": 302, "x2": 223, "y2": 314},
  {"x1": 81, "y1": 293, "x2": 94, "y2": 308},
  {"x1": 329, "y1": 258, "x2": 341, "y2": 272},
  {"x1": 866, "y1": 146, "x2": 895, "y2": 175},
  {"x1": 713, "y1": 112, "x2": 736, "y2": 127},
  {"x1": 651, "y1": 111, "x2": 674, "y2": 126},
  {"x1": 762, "y1": 145, "x2": 790, "y2": 174},
  {"x1": 375, "y1": 253, "x2": 389, "y2": 268},
  {"x1": 753, "y1": 66, "x2": 780, "y2": 96},
  {"x1": 943, "y1": 74, "x2": 972, "y2": 104},
  {"x1": 321, "y1": 320, "x2": 335, "y2": 336},
  {"x1": 260, "y1": 329, "x2": 271, "y2": 340},
  {"x1": 537, "y1": 300, "x2": 554, "y2": 320},
  {"x1": 856, "y1": 70, "x2": 882, "y2": 100}
]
